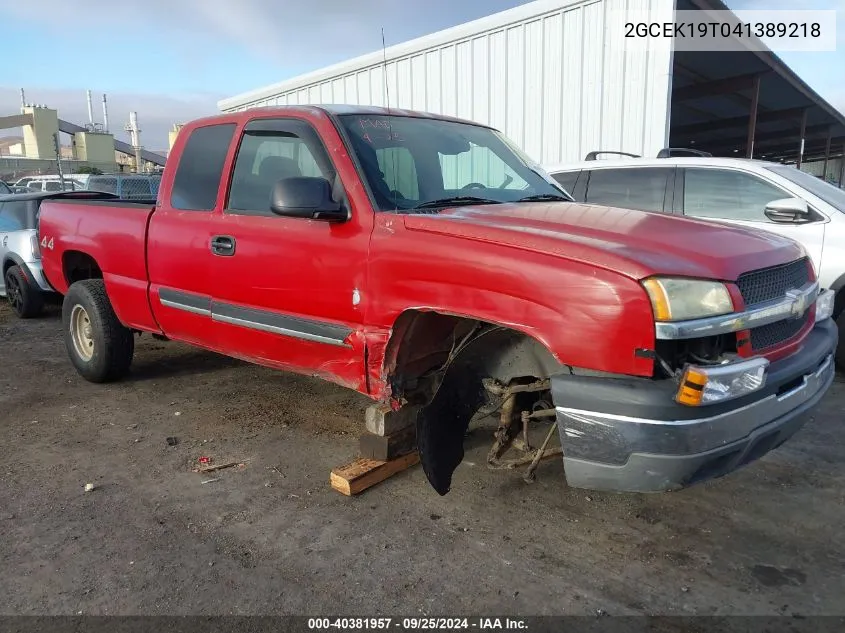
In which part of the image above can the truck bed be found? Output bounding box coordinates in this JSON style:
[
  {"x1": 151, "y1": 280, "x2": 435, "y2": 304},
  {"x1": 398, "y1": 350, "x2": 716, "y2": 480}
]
[{"x1": 39, "y1": 198, "x2": 158, "y2": 331}]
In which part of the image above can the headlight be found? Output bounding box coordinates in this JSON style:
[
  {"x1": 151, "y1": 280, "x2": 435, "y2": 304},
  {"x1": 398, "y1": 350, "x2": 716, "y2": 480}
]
[
  {"x1": 815, "y1": 289, "x2": 835, "y2": 323},
  {"x1": 642, "y1": 277, "x2": 733, "y2": 322}
]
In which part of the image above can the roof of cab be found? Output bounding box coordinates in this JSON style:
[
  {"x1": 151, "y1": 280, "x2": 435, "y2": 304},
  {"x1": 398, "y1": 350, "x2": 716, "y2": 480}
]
[{"x1": 187, "y1": 104, "x2": 495, "y2": 131}]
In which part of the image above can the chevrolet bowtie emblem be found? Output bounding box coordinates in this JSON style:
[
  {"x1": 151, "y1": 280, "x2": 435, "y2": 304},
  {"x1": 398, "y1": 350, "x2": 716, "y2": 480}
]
[{"x1": 785, "y1": 289, "x2": 808, "y2": 319}]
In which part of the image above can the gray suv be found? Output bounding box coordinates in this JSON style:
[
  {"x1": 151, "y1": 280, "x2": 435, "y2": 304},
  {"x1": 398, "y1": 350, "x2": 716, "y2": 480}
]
[{"x1": 0, "y1": 191, "x2": 115, "y2": 318}]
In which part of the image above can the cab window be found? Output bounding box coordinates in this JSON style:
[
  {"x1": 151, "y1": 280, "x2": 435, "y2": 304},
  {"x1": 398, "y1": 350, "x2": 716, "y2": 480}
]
[
  {"x1": 683, "y1": 168, "x2": 790, "y2": 222},
  {"x1": 585, "y1": 168, "x2": 671, "y2": 213}
]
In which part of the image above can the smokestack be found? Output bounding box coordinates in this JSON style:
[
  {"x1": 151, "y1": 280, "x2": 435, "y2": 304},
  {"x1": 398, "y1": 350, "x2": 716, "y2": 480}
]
[
  {"x1": 126, "y1": 111, "x2": 143, "y2": 172},
  {"x1": 102, "y1": 94, "x2": 109, "y2": 133},
  {"x1": 86, "y1": 89, "x2": 94, "y2": 126},
  {"x1": 20, "y1": 88, "x2": 26, "y2": 111}
]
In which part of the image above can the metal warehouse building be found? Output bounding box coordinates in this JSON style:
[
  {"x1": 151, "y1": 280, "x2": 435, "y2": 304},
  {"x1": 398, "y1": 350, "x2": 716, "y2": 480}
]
[{"x1": 219, "y1": 0, "x2": 845, "y2": 185}]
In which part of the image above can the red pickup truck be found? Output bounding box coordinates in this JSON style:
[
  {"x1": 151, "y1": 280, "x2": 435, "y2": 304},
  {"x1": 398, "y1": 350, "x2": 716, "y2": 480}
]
[{"x1": 38, "y1": 105, "x2": 837, "y2": 495}]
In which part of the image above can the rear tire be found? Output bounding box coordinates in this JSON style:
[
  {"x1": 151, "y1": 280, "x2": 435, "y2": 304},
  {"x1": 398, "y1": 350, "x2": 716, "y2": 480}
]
[
  {"x1": 62, "y1": 280, "x2": 134, "y2": 383},
  {"x1": 4, "y1": 265, "x2": 43, "y2": 318}
]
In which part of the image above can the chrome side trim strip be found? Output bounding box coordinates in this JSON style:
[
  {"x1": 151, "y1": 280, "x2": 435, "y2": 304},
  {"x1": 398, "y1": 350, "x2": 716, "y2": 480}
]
[
  {"x1": 655, "y1": 281, "x2": 819, "y2": 340},
  {"x1": 211, "y1": 312, "x2": 351, "y2": 348},
  {"x1": 159, "y1": 298, "x2": 211, "y2": 316},
  {"x1": 157, "y1": 287, "x2": 353, "y2": 348}
]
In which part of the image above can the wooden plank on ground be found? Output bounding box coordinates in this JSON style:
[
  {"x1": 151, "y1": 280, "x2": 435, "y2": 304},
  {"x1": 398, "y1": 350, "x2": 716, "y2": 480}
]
[{"x1": 330, "y1": 451, "x2": 420, "y2": 496}]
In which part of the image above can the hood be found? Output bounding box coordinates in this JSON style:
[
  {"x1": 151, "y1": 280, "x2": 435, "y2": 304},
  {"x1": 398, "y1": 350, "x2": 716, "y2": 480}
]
[{"x1": 402, "y1": 202, "x2": 806, "y2": 281}]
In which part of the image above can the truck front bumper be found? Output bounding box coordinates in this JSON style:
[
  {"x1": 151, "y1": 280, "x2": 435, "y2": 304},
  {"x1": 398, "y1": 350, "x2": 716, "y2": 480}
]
[{"x1": 552, "y1": 320, "x2": 837, "y2": 493}]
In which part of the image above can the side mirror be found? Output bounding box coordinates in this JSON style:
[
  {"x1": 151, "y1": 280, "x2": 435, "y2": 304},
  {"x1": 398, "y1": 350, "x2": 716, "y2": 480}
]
[
  {"x1": 764, "y1": 198, "x2": 811, "y2": 224},
  {"x1": 270, "y1": 177, "x2": 348, "y2": 222}
]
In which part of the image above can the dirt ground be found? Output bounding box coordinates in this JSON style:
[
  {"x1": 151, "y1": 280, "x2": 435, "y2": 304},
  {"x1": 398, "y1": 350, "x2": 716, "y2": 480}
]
[{"x1": 1, "y1": 300, "x2": 844, "y2": 617}]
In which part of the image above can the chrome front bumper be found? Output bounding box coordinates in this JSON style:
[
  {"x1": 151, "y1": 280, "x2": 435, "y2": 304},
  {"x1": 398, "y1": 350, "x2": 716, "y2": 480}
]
[{"x1": 550, "y1": 320, "x2": 837, "y2": 492}]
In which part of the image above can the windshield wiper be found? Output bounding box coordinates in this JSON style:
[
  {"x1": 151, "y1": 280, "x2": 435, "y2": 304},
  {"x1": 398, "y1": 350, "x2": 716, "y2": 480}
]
[
  {"x1": 413, "y1": 196, "x2": 502, "y2": 210},
  {"x1": 517, "y1": 193, "x2": 573, "y2": 203}
]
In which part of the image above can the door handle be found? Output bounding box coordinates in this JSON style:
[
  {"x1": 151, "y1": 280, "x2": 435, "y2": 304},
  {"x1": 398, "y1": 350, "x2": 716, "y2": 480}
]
[{"x1": 210, "y1": 235, "x2": 236, "y2": 256}]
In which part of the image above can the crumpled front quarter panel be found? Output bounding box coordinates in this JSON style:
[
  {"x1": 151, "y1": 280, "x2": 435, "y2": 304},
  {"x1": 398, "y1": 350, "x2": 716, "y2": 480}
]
[{"x1": 367, "y1": 214, "x2": 656, "y2": 377}]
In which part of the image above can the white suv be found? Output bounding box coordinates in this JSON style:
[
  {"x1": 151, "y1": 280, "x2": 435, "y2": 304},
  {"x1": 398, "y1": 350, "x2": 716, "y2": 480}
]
[{"x1": 544, "y1": 153, "x2": 845, "y2": 366}]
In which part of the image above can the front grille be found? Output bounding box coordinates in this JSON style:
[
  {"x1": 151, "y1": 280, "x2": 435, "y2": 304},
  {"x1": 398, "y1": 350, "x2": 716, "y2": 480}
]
[
  {"x1": 736, "y1": 258, "x2": 810, "y2": 307},
  {"x1": 749, "y1": 310, "x2": 811, "y2": 351}
]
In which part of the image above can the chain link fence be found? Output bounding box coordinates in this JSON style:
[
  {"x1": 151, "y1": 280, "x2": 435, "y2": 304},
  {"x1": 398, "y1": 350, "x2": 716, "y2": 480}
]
[{"x1": 1, "y1": 158, "x2": 162, "y2": 199}]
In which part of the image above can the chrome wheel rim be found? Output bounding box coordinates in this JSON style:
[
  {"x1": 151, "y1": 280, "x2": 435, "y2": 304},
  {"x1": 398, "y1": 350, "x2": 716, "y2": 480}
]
[{"x1": 70, "y1": 304, "x2": 95, "y2": 361}]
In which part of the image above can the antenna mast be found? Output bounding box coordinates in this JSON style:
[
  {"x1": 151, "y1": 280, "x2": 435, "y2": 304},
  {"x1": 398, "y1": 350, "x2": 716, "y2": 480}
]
[{"x1": 381, "y1": 28, "x2": 391, "y2": 113}]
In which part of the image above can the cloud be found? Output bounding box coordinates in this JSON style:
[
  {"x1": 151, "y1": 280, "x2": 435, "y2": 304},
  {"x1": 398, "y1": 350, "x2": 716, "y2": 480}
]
[
  {"x1": 3, "y1": 0, "x2": 532, "y2": 62},
  {"x1": 0, "y1": 87, "x2": 219, "y2": 150}
]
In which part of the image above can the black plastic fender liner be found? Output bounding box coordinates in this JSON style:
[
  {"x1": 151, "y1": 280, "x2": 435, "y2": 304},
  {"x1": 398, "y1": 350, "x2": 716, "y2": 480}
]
[
  {"x1": 416, "y1": 370, "x2": 486, "y2": 495},
  {"x1": 413, "y1": 327, "x2": 563, "y2": 495}
]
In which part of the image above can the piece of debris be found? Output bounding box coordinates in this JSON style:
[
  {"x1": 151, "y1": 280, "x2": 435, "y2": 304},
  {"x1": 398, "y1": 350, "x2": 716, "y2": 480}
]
[
  {"x1": 84, "y1": 483, "x2": 95, "y2": 492},
  {"x1": 174, "y1": 411, "x2": 182, "y2": 417},
  {"x1": 288, "y1": 494, "x2": 300, "y2": 499},
  {"x1": 681, "y1": 586, "x2": 690, "y2": 593},
  {"x1": 199, "y1": 456, "x2": 212, "y2": 465},
  {"x1": 166, "y1": 437, "x2": 179, "y2": 447},
  {"x1": 201, "y1": 478, "x2": 220, "y2": 485},
  {"x1": 264, "y1": 482, "x2": 273, "y2": 488},
  {"x1": 193, "y1": 460, "x2": 243, "y2": 474},
  {"x1": 126, "y1": 424, "x2": 137, "y2": 430},
  {"x1": 430, "y1": 513, "x2": 442, "y2": 521},
  {"x1": 585, "y1": 496, "x2": 593, "y2": 502}
]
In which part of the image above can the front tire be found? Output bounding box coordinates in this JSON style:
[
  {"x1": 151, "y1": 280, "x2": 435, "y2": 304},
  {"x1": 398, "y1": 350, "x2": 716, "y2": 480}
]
[
  {"x1": 5, "y1": 265, "x2": 43, "y2": 318},
  {"x1": 62, "y1": 280, "x2": 134, "y2": 383}
]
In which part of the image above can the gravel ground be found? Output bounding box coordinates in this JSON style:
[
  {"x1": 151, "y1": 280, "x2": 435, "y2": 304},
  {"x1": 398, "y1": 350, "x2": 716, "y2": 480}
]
[{"x1": 1, "y1": 301, "x2": 844, "y2": 616}]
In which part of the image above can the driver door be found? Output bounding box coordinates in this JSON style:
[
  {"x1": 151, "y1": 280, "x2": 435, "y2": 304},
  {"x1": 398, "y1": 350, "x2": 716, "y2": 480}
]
[{"x1": 207, "y1": 116, "x2": 372, "y2": 384}]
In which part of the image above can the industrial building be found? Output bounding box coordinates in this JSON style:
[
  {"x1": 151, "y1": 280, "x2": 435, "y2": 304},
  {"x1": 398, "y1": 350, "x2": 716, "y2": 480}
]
[
  {"x1": 219, "y1": 0, "x2": 845, "y2": 185},
  {"x1": 0, "y1": 90, "x2": 167, "y2": 177}
]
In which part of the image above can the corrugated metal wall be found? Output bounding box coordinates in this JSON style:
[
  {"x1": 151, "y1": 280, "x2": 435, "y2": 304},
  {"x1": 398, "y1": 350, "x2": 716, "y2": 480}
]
[
  {"x1": 220, "y1": 0, "x2": 675, "y2": 165},
  {"x1": 801, "y1": 157, "x2": 844, "y2": 185}
]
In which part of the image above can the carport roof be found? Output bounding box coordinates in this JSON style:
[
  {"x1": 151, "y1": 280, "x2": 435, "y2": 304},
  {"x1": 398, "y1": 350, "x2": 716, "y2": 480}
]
[{"x1": 669, "y1": 0, "x2": 845, "y2": 164}]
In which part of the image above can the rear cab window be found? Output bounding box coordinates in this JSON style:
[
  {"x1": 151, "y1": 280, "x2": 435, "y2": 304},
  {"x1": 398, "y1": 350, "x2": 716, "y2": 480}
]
[{"x1": 171, "y1": 123, "x2": 238, "y2": 211}]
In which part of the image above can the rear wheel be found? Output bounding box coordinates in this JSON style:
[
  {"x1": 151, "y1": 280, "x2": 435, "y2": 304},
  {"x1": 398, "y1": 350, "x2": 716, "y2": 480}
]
[
  {"x1": 62, "y1": 280, "x2": 134, "y2": 383},
  {"x1": 4, "y1": 265, "x2": 43, "y2": 318}
]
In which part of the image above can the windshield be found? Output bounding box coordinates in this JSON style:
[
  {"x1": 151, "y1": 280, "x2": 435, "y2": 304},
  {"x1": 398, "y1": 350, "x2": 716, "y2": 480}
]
[
  {"x1": 764, "y1": 164, "x2": 845, "y2": 211},
  {"x1": 336, "y1": 114, "x2": 569, "y2": 212}
]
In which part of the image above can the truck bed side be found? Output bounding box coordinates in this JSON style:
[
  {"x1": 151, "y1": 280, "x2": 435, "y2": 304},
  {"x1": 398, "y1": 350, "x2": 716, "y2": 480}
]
[{"x1": 39, "y1": 199, "x2": 161, "y2": 332}]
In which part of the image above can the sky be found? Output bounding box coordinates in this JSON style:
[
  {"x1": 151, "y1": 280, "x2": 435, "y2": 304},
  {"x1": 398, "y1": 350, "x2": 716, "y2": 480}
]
[{"x1": 0, "y1": 0, "x2": 842, "y2": 151}]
